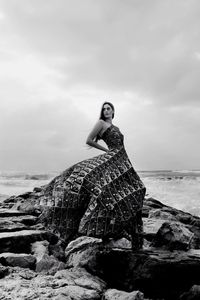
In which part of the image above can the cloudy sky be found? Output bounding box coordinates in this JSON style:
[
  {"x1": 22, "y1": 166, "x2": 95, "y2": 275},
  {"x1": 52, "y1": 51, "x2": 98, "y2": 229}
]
[{"x1": 0, "y1": 0, "x2": 200, "y2": 173}]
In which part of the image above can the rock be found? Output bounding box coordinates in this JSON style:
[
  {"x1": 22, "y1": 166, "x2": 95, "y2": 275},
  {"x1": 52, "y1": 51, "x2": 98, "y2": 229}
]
[
  {"x1": 35, "y1": 254, "x2": 66, "y2": 275},
  {"x1": 0, "y1": 230, "x2": 58, "y2": 253},
  {"x1": 11, "y1": 198, "x2": 41, "y2": 215},
  {"x1": 103, "y1": 238, "x2": 132, "y2": 250},
  {"x1": 179, "y1": 285, "x2": 200, "y2": 300},
  {"x1": 151, "y1": 222, "x2": 194, "y2": 250},
  {"x1": 31, "y1": 240, "x2": 49, "y2": 261},
  {"x1": 148, "y1": 209, "x2": 177, "y2": 221},
  {"x1": 0, "y1": 208, "x2": 27, "y2": 217},
  {"x1": 2, "y1": 195, "x2": 20, "y2": 204},
  {"x1": 49, "y1": 240, "x2": 66, "y2": 261},
  {"x1": 33, "y1": 187, "x2": 43, "y2": 192},
  {"x1": 144, "y1": 198, "x2": 164, "y2": 209},
  {"x1": 143, "y1": 218, "x2": 166, "y2": 241},
  {"x1": 0, "y1": 264, "x2": 9, "y2": 279},
  {"x1": 0, "y1": 267, "x2": 105, "y2": 299},
  {"x1": 0, "y1": 219, "x2": 27, "y2": 232},
  {"x1": 32, "y1": 240, "x2": 65, "y2": 275},
  {"x1": 96, "y1": 248, "x2": 200, "y2": 300},
  {"x1": 8, "y1": 215, "x2": 38, "y2": 226},
  {"x1": 17, "y1": 191, "x2": 33, "y2": 199},
  {"x1": 54, "y1": 267, "x2": 106, "y2": 293},
  {"x1": 104, "y1": 288, "x2": 144, "y2": 300},
  {"x1": 65, "y1": 236, "x2": 102, "y2": 272},
  {"x1": 0, "y1": 253, "x2": 36, "y2": 269}
]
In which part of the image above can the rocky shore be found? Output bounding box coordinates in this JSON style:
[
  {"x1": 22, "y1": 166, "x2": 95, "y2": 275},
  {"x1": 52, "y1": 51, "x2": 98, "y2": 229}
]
[{"x1": 0, "y1": 182, "x2": 200, "y2": 299}]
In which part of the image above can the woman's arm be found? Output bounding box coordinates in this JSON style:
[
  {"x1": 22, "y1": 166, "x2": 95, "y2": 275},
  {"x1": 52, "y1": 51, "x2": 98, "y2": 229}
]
[{"x1": 86, "y1": 120, "x2": 108, "y2": 152}]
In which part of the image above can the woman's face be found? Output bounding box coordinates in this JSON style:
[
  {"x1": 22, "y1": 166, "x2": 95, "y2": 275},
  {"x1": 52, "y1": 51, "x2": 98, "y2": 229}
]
[{"x1": 103, "y1": 104, "x2": 113, "y2": 119}]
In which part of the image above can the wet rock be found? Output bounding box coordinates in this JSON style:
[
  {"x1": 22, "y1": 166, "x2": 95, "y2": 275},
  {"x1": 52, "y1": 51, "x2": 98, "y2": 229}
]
[
  {"x1": 33, "y1": 187, "x2": 43, "y2": 192},
  {"x1": 148, "y1": 209, "x2": 177, "y2": 221},
  {"x1": 0, "y1": 230, "x2": 58, "y2": 253},
  {"x1": 54, "y1": 267, "x2": 106, "y2": 293},
  {"x1": 0, "y1": 208, "x2": 27, "y2": 217},
  {"x1": 104, "y1": 288, "x2": 144, "y2": 300},
  {"x1": 0, "y1": 267, "x2": 105, "y2": 299},
  {"x1": 151, "y1": 222, "x2": 194, "y2": 250},
  {"x1": 143, "y1": 218, "x2": 166, "y2": 241},
  {"x1": 0, "y1": 253, "x2": 36, "y2": 269},
  {"x1": 65, "y1": 236, "x2": 102, "y2": 272},
  {"x1": 9, "y1": 215, "x2": 38, "y2": 226},
  {"x1": 0, "y1": 264, "x2": 9, "y2": 278},
  {"x1": 31, "y1": 240, "x2": 65, "y2": 275},
  {"x1": 103, "y1": 238, "x2": 132, "y2": 250},
  {"x1": 11, "y1": 198, "x2": 41, "y2": 215},
  {"x1": 97, "y1": 248, "x2": 200, "y2": 300},
  {"x1": 0, "y1": 219, "x2": 27, "y2": 232}
]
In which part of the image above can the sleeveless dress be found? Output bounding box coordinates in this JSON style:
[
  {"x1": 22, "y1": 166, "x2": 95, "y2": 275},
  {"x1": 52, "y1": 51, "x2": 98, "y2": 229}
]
[{"x1": 38, "y1": 124, "x2": 146, "y2": 246}]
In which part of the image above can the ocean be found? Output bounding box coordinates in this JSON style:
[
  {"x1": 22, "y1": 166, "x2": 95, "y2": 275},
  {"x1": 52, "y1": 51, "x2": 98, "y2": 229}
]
[{"x1": 0, "y1": 170, "x2": 200, "y2": 217}]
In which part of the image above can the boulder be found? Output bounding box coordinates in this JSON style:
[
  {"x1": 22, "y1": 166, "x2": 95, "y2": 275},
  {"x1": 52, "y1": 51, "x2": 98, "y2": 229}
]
[
  {"x1": 65, "y1": 236, "x2": 102, "y2": 272},
  {"x1": 0, "y1": 230, "x2": 58, "y2": 253},
  {"x1": 104, "y1": 288, "x2": 144, "y2": 299},
  {"x1": 0, "y1": 253, "x2": 36, "y2": 269},
  {"x1": 0, "y1": 219, "x2": 27, "y2": 232},
  {"x1": 151, "y1": 222, "x2": 194, "y2": 250},
  {"x1": 31, "y1": 240, "x2": 65, "y2": 275},
  {"x1": 0, "y1": 264, "x2": 9, "y2": 279},
  {"x1": 96, "y1": 248, "x2": 200, "y2": 300},
  {"x1": 0, "y1": 266, "x2": 105, "y2": 299},
  {"x1": 143, "y1": 218, "x2": 166, "y2": 241}
]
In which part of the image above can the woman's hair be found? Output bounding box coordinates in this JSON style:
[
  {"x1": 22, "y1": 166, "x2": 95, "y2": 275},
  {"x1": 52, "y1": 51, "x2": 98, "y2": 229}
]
[
  {"x1": 99, "y1": 101, "x2": 115, "y2": 121},
  {"x1": 94, "y1": 101, "x2": 115, "y2": 143}
]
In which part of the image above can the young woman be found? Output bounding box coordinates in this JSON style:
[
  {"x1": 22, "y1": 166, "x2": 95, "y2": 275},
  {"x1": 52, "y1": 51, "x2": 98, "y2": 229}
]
[{"x1": 38, "y1": 101, "x2": 146, "y2": 250}]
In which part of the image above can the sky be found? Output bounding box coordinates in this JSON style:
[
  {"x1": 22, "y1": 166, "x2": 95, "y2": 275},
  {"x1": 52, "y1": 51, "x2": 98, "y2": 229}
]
[{"x1": 0, "y1": 0, "x2": 200, "y2": 173}]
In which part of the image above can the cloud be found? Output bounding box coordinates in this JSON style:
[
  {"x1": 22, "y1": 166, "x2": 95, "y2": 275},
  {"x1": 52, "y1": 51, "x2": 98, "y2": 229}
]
[{"x1": 0, "y1": 0, "x2": 199, "y2": 171}]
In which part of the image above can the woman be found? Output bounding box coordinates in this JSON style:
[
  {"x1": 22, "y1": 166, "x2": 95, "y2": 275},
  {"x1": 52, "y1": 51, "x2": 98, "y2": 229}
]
[{"x1": 38, "y1": 102, "x2": 146, "y2": 250}]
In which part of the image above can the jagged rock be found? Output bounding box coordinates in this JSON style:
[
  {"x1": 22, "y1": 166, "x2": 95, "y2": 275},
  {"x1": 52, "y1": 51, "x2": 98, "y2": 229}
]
[
  {"x1": 33, "y1": 187, "x2": 43, "y2": 192},
  {"x1": 49, "y1": 240, "x2": 66, "y2": 261},
  {"x1": 179, "y1": 285, "x2": 200, "y2": 300},
  {"x1": 8, "y1": 215, "x2": 38, "y2": 226},
  {"x1": 103, "y1": 238, "x2": 132, "y2": 250},
  {"x1": 0, "y1": 230, "x2": 58, "y2": 253},
  {"x1": 11, "y1": 198, "x2": 41, "y2": 215},
  {"x1": 0, "y1": 253, "x2": 36, "y2": 269},
  {"x1": 54, "y1": 268, "x2": 106, "y2": 293},
  {"x1": 0, "y1": 219, "x2": 27, "y2": 232},
  {"x1": 2, "y1": 195, "x2": 20, "y2": 204},
  {"x1": 0, "y1": 208, "x2": 27, "y2": 217},
  {"x1": 148, "y1": 209, "x2": 177, "y2": 221},
  {"x1": 0, "y1": 267, "x2": 105, "y2": 299},
  {"x1": 65, "y1": 236, "x2": 102, "y2": 272},
  {"x1": 31, "y1": 240, "x2": 65, "y2": 275},
  {"x1": 32, "y1": 240, "x2": 49, "y2": 260},
  {"x1": 104, "y1": 288, "x2": 144, "y2": 300},
  {"x1": 151, "y1": 222, "x2": 194, "y2": 250},
  {"x1": 35, "y1": 254, "x2": 66, "y2": 275},
  {"x1": 96, "y1": 248, "x2": 200, "y2": 300},
  {"x1": 144, "y1": 198, "x2": 164, "y2": 209},
  {"x1": 143, "y1": 218, "x2": 166, "y2": 241},
  {"x1": 0, "y1": 264, "x2": 9, "y2": 279}
]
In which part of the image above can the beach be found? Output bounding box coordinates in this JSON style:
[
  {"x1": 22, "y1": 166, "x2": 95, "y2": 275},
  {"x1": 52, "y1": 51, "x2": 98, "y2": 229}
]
[{"x1": 1, "y1": 169, "x2": 200, "y2": 217}]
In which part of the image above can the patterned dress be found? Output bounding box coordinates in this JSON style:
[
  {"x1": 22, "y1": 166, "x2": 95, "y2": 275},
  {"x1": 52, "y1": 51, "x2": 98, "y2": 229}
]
[{"x1": 38, "y1": 124, "x2": 146, "y2": 247}]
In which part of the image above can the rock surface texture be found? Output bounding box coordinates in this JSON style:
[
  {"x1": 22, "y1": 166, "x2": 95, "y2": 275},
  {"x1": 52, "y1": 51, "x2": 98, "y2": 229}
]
[{"x1": 1, "y1": 189, "x2": 200, "y2": 299}]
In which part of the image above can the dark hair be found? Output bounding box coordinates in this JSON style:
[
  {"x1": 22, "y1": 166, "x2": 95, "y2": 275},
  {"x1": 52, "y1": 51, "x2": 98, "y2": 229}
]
[
  {"x1": 99, "y1": 101, "x2": 115, "y2": 121},
  {"x1": 94, "y1": 102, "x2": 115, "y2": 143}
]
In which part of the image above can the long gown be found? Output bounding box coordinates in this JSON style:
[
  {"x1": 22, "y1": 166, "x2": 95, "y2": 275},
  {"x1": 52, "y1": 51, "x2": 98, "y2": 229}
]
[{"x1": 38, "y1": 124, "x2": 146, "y2": 247}]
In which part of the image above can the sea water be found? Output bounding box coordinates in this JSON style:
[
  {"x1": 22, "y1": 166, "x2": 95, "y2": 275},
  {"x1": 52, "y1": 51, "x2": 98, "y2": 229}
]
[{"x1": 0, "y1": 170, "x2": 200, "y2": 217}]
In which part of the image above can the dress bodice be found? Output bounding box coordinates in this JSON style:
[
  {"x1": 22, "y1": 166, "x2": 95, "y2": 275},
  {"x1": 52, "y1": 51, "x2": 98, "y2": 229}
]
[{"x1": 99, "y1": 124, "x2": 124, "y2": 150}]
